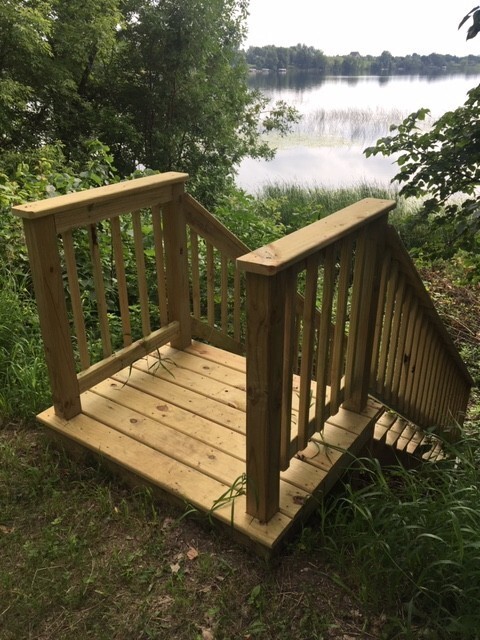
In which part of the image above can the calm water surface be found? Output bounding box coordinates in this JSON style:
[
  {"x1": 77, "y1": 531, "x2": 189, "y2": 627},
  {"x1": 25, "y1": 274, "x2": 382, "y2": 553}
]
[{"x1": 236, "y1": 73, "x2": 480, "y2": 191}]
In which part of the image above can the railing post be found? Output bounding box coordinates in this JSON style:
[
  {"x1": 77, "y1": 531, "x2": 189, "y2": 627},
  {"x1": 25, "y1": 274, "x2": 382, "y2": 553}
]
[
  {"x1": 23, "y1": 216, "x2": 81, "y2": 420},
  {"x1": 244, "y1": 271, "x2": 285, "y2": 522},
  {"x1": 344, "y1": 217, "x2": 387, "y2": 412},
  {"x1": 162, "y1": 181, "x2": 191, "y2": 349}
]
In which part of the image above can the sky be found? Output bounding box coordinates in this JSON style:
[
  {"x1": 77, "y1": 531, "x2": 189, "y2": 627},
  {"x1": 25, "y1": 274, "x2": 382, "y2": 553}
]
[{"x1": 244, "y1": 1, "x2": 479, "y2": 57}]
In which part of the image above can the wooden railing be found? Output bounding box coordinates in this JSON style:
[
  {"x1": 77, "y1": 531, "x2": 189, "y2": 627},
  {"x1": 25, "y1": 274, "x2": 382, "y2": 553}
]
[
  {"x1": 184, "y1": 194, "x2": 248, "y2": 354},
  {"x1": 12, "y1": 173, "x2": 249, "y2": 419},
  {"x1": 13, "y1": 174, "x2": 472, "y2": 524},
  {"x1": 237, "y1": 200, "x2": 473, "y2": 521},
  {"x1": 13, "y1": 173, "x2": 193, "y2": 418},
  {"x1": 370, "y1": 226, "x2": 472, "y2": 436}
]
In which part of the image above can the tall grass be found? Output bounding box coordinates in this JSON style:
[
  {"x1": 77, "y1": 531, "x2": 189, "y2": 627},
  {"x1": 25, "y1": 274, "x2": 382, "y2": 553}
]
[
  {"x1": 257, "y1": 182, "x2": 420, "y2": 233},
  {"x1": 0, "y1": 270, "x2": 50, "y2": 424},
  {"x1": 293, "y1": 106, "x2": 409, "y2": 145},
  {"x1": 318, "y1": 439, "x2": 480, "y2": 639}
]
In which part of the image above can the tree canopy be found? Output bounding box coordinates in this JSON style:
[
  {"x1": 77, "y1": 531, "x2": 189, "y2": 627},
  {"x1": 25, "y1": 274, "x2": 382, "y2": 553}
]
[{"x1": 0, "y1": 0, "x2": 298, "y2": 204}]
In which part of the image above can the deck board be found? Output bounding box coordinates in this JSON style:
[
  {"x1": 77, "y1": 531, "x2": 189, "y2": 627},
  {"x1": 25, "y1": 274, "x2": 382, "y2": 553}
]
[{"x1": 38, "y1": 341, "x2": 385, "y2": 554}]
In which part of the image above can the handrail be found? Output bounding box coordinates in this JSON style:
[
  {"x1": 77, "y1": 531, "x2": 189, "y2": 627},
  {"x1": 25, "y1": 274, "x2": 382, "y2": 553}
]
[
  {"x1": 183, "y1": 193, "x2": 249, "y2": 354},
  {"x1": 370, "y1": 226, "x2": 473, "y2": 434},
  {"x1": 13, "y1": 176, "x2": 473, "y2": 526},
  {"x1": 237, "y1": 197, "x2": 396, "y2": 275}
]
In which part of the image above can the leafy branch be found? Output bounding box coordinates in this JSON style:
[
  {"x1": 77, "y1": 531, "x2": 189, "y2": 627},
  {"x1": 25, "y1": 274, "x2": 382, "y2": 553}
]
[{"x1": 459, "y1": 6, "x2": 480, "y2": 40}]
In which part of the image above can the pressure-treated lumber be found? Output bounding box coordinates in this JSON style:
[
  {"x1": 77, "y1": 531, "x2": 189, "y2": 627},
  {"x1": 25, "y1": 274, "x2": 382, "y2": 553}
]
[
  {"x1": 38, "y1": 341, "x2": 383, "y2": 555},
  {"x1": 237, "y1": 198, "x2": 396, "y2": 276}
]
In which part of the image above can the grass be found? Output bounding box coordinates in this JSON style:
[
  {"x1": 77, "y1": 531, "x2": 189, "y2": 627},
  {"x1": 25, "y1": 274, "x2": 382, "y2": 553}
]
[
  {"x1": 0, "y1": 425, "x2": 353, "y2": 640},
  {"x1": 316, "y1": 440, "x2": 480, "y2": 639},
  {"x1": 263, "y1": 106, "x2": 411, "y2": 149},
  {"x1": 257, "y1": 181, "x2": 419, "y2": 233},
  {"x1": 295, "y1": 107, "x2": 410, "y2": 145},
  {"x1": 0, "y1": 270, "x2": 51, "y2": 424}
]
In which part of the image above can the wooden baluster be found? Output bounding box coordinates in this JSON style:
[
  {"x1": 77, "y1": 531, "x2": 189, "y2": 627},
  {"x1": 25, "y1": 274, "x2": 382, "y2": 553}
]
[
  {"x1": 293, "y1": 307, "x2": 301, "y2": 375},
  {"x1": 110, "y1": 216, "x2": 132, "y2": 347},
  {"x1": 221, "y1": 254, "x2": 228, "y2": 333},
  {"x1": 233, "y1": 268, "x2": 241, "y2": 342},
  {"x1": 298, "y1": 254, "x2": 320, "y2": 449},
  {"x1": 330, "y1": 236, "x2": 353, "y2": 415},
  {"x1": 281, "y1": 271, "x2": 297, "y2": 469},
  {"x1": 61, "y1": 230, "x2": 90, "y2": 369},
  {"x1": 206, "y1": 242, "x2": 215, "y2": 326},
  {"x1": 404, "y1": 307, "x2": 424, "y2": 416},
  {"x1": 423, "y1": 337, "x2": 441, "y2": 425},
  {"x1": 412, "y1": 321, "x2": 433, "y2": 424},
  {"x1": 189, "y1": 229, "x2": 201, "y2": 319},
  {"x1": 370, "y1": 250, "x2": 391, "y2": 389},
  {"x1": 398, "y1": 297, "x2": 419, "y2": 413},
  {"x1": 245, "y1": 271, "x2": 286, "y2": 521},
  {"x1": 152, "y1": 205, "x2": 169, "y2": 326},
  {"x1": 385, "y1": 274, "x2": 407, "y2": 404},
  {"x1": 440, "y1": 363, "x2": 458, "y2": 426},
  {"x1": 432, "y1": 351, "x2": 448, "y2": 425},
  {"x1": 132, "y1": 210, "x2": 151, "y2": 336},
  {"x1": 391, "y1": 286, "x2": 413, "y2": 405},
  {"x1": 315, "y1": 244, "x2": 336, "y2": 431},
  {"x1": 162, "y1": 183, "x2": 191, "y2": 349},
  {"x1": 376, "y1": 259, "x2": 399, "y2": 398},
  {"x1": 344, "y1": 219, "x2": 385, "y2": 412},
  {"x1": 23, "y1": 216, "x2": 81, "y2": 419},
  {"x1": 88, "y1": 223, "x2": 112, "y2": 358}
]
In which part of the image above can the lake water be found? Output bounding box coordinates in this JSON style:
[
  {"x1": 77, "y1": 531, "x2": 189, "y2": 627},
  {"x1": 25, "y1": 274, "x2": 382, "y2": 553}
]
[{"x1": 236, "y1": 73, "x2": 480, "y2": 192}]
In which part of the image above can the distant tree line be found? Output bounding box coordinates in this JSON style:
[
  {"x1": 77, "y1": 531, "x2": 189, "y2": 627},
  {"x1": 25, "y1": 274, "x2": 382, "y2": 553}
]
[{"x1": 245, "y1": 45, "x2": 480, "y2": 75}]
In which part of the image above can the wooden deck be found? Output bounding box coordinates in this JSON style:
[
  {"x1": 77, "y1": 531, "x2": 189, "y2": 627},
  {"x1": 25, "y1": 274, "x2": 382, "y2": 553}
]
[{"x1": 39, "y1": 341, "x2": 384, "y2": 556}]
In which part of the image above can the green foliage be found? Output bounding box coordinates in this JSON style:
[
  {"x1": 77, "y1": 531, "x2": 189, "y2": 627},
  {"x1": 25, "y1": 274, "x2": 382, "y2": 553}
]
[
  {"x1": 245, "y1": 45, "x2": 480, "y2": 75},
  {"x1": 0, "y1": 141, "x2": 121, "y2": 423},
  {"x1": 213, "y1": 187, "x2": 286, "y2": 248},
  {"x1": 459, "y1": 6, "x2": 480, "y2": 40},
  {"x1": 0, "y1": 140, "x2": 118, "y2": 275},
  {"x1": 365, "y1": 84, "x2": 480, "y2": 238},
  {"x1": 0, "y1": 0, "x2": 299, "y2": 207},
  {"x1": 319, "y1": 441, "x2": 480, "y2": 639},
  {"x1": 0, "y1": 271, "x2": 50, "y2": 423},
  {"x1": 259, "y1": 182, "x2": 399, "y2": 232}
]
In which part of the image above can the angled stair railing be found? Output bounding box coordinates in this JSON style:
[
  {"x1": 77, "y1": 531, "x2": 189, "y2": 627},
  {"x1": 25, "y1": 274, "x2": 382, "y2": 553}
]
[
  {"x1": 237, "y1": 200, "x2": 473, "y2": 521},
  {"x1": 369, "y1": 225, "x2": 473, "y2": 437}
]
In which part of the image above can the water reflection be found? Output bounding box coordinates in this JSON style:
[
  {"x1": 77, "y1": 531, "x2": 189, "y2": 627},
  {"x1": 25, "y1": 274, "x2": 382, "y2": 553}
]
[
  {"x1": 237, "y1": 145, "x2": 398, "y2": 193},
  {"x1": 237, "y1": 72, "x2": 480, "y2": 192}
]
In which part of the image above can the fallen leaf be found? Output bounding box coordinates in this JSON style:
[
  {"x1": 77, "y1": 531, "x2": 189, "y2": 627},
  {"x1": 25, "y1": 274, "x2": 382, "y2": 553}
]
[
  {"x1": 201, "y1": 629, "x2": 214, "y2": 640},
  {"x1": 156, "y1": 595, "x2": 174, "y2": 608},
  {"x1": 170, "y1": 562, "x2": 181, "y2": 574},
  {"x1": 187, "y1": 546, "x2": 199, "y2": 561},
  {"x1": 0, "y1": 525, "x2": 14, "y2": 534},
  {"x1": 161, "y1": 517, "x2": 175, "y2": 531}
]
